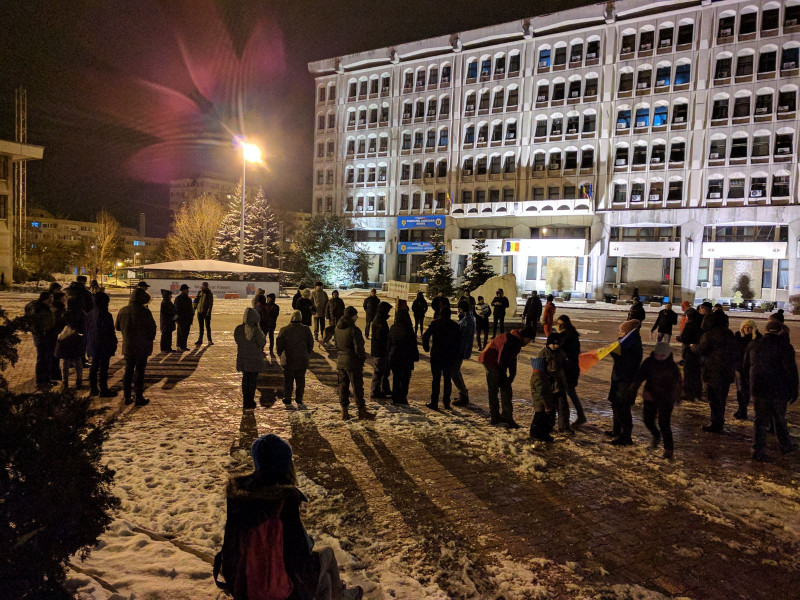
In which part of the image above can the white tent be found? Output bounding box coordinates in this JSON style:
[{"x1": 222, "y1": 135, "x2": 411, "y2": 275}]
[{"x1": 140, "y1": 259, "x2": 284, "y2": 274}]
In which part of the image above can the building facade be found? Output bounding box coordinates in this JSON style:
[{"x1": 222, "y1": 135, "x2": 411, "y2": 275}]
[
  {"x1": 168, "y1": 174, "x2": 259, "y2": 213},
  {"x1": 308, "y1": 0, "x2": 800, "y2": 303},
  {"x1": 0, "y1": 139, "x2": 44, "y2": 283}
]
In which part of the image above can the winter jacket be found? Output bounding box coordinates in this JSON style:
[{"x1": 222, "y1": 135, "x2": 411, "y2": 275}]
[
  {"x1": 115, "y1": 301, "x2": 157, "y2": 357},
  {"x1": 693, "y1": 325, "x2": 737, "y2": 387},
  {"x1": 411, "y1": 295, "x2": 428, "y2": 317},
  {"x1": 370, "y1": 302, "x2": 392, "y2": 358},
  {"x1": 530, "y1": 346, "x2": 568, "y2": 412},
  {"x1": 276, "y1": 322, "x2": 314, "y2": 370},
  {"x1": 311, "y1": 288, "x2": 328, "y2": 319},
  {"x1": 175, "y1": 293, "x2": 194, "y2": 326},
  {"x1": 292, "y1": 291, "x2": 301, "y2": 310},
  {"x1": 743, "y1": 334, "x2": 799, "y2": 402},
  {"x1": 233, "y1": 308, "x2": 266, "y2": 373},
  {"x1": 634, "y1": 354, "x2": 682, "y2": 403},
  {"x1": 325, "y1": 297, "x2": 345, "y2": 324},
  {"x1": 627, "y1": 303, "x2": 646, "y2": 323},
  {"x1": 559, "y1": 328, "x2": 581, "y2": 389},
  {"x1": 491, "y1": 295, "x2": 510, "y2": 317},
  {"x1": 651, "y1": 309, "x2": 678, "y2": 335},
  {"x1": 160, "y1": 297, "x2": 177, "y2": 332},
  {"x1": 55, "y1": 325, "x2": 86, "y2": 360},
  {"x1": 86, "y1": 306, "x2": 117, "y2": 359},
  {"x1": 422, "y1": 316, "x2": 461, "y2": 366},
  {"x1": 363, "y1": 295, "x2": 380, "y2": 318},
  {"x1": 610, "y1": 329, "x2": 643, "y2": 384},
  {"x1": 69, "y1": 282, "x2": 94, "y2": 313},
  {"x1": 65, "y1": 308, "x2": 87, "y2": 334},
  {"x1": 542, "y1": 302, "x2": 556, "y2": 333},
  {"x1": 522, "y1": 295, "x2": 542, "y2": 324},
  {"x1": 734, "y1": 330, "x2": 761, "y2": 371},
  {"x1": 194, "y1": 288, "x2": 214, "y2": 314},
  {"x1": 296, "y1": 297, "x2": 314, "y2": 326},
  {"x1": 224, "y1": 476, "x2": 317, "y2": 600},
  {"x1": 679, "y1": 317, "x2": 703, "y2": 346},
  {"x1": 260, "y1": 303, "x2": 280, "y2": 331},
  {"x1": 431, "y1": 295, "x2": 450, "y2": 316},
  {"x1": 475, "y1": 303, "x2": 491, "y2": 327},
  {"x1": 457, "y1": 311, "x2": 475, "y2": 360},
  {"x1": 387, "y1": 323, "x2": 419, "y2": 370},
  {"x1": 334, "y1": 315, "x2": 366, "y2": 371},
  {"x1": 27, "y1": 300, "x2": 54, "y2": 344},
  {"x1": 478, "y1": 330, "x2": 524, "y2": 380}
]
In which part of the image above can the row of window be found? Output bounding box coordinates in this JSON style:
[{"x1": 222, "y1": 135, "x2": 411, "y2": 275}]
[
  {"x1": 617, "y1": 62, "x2": 692, "y2": 95},
  {"x1": 611, "y1": 180, "x2": 685, "y2": 204},
  {"x1": 706, "y1": 131, "x2": 795, "y2": 162},
  {"x1": 401, "y1": 96, "x2": 451, "y2": 122},
  {"x1": 706, "y1": 173, "x2": 791, "y2": 199},
  {"x1": 713, "y1": 44, "x2": 799, "y2": 81},
  {"x1": 403, "y1": 64, "x2": 454, "y2": 93},
  {"x1": 716, "y1": 3, "x2": 799, "y2": 44},
  {"x1": 710, "y1": 87, "x2": 798, "y2": 121},
  {"x1": 464, "y1": 87, "x2": 520, "y2": 114},
  {"x1": 699, "y1": 258, "x2": 789, "y2": 290},
  {"x1": 702, "y1": 225, "x2": 788, "y2": 242},
  {"x1": 345, "y1": 104, "x2": 391, "y2": 129}
]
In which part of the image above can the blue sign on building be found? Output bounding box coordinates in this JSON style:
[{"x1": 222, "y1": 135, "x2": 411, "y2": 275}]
[
  {"x1": 397, "y1": 241, "x2": 435, "y2": 254},
  {"x1": 397, "y1": 215, "x2": 446, "y2": 229}
]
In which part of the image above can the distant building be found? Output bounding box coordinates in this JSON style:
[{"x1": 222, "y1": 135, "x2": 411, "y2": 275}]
[
  {"x1": 0, "y1": 138, "x2": 44, "y2": 282},
  {"x1": 168, "y1": 174, "x2": 258, "y2": 212}
]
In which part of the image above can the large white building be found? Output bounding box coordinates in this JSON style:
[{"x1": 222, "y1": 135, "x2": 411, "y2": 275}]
[{"x1": 308, "y1": 0, "x2": 800, "y2": 305}]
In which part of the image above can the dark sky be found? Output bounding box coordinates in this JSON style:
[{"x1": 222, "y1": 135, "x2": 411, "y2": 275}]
[{"x1": 0, "y1": 0, "x2": 588, "y2": 236}]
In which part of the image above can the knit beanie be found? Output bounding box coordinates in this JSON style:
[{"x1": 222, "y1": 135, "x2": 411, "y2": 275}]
[
  {"x1": 772, "y1": 309, "x2": 785, "y2": 323},
  {"x1": 251, "y1": 434, "x2": 293, "y2": 481},
  {"x1": 618, "y1": 319, "x2": 641, "y2": 337},
  {"x1": 290, "y1": 309, "x2": 302, "y2": 322},
  {"x1": 654, "y1": 342, "x2": 672, "y2": 359},
  {"x1": 546, "y1": 332, "x2": 561, "y2": 346},
  {"x1": 345, "y1": 306, "x2": 358, "y2": 318}
]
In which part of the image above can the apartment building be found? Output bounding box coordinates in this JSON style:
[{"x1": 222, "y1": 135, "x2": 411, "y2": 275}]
[
  {"x1": 308, "y1": 0, "x2": 800, "y2": 303},
  {"x1": 168, "y1": 174, "x2": 259, "y2": 213}
]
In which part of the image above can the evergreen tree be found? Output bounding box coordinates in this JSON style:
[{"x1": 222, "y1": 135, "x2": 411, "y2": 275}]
[
  {"x1": 214, "y1": 180, "x2": 244, "y2": 263},
  {"x1": 215, "y1": 183, "x2": 280, "y2": 265},
  {"x1": 461, "y1": 230, "x2": 496, "y2": 293},
  {"x1": 290, "y1": 214, "x2": 362, "y2": 287},
  {"x1": 418, "y1": 229, "x2": 454, "y2": 299}
]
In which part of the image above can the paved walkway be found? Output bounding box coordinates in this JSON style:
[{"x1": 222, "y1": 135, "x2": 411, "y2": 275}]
[{"x1": 4, "y1": 294, "x2": 800, "y2": 599}]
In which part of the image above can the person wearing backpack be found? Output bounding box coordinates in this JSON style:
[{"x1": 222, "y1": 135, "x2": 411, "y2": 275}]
[{"x1": 217, "y1": 434, "x2": 363, "y2": 600}]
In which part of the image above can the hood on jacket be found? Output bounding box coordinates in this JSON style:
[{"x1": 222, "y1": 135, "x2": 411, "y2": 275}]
[
  {"x1": 243, "y1": 307, "x2": 260, "y2": 327},
  {"x1": 226, "y1": 476, "x2": 307, "y2": 505},
  {"x1": 376, "y1": 301, "x2": 392, "y2": 318},
  {"x1": 161, "y1": 289, "x2": 172, "y2": 300},
  {"x1": 337, "y1": 315, "x2": 356, "y2": 329}
]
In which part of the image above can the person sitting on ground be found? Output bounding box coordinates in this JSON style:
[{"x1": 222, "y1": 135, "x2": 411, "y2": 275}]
[
  {"x1": 276, "y1": 310, "x2": 315, "y2": 408},
  {"x1": 633, "y1": 342, "x2": 682, "y2": 459},
  {"x1": 218, "y1": 434, "x2": 363, "y2": 600},
  {"x1": 234, "y1": 308, "x2": 266, "y2": 410},
  {"x1": 529, "y1": 332, "x2": 569, "y2": 442}
]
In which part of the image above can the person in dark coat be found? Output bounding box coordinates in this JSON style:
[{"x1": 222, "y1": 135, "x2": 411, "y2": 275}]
[
  {"x1": 691, "y1": 309, "x2": 737, "y2": 433},
  {"x1": 474, "y1": 295, "x2": 491, "y2": 350},
  {"x1": 234, "y1": 308, "x2": 266, "y2": 409},
  {"x1": 174, "y1": 284, "x2": 194, "y2": 351},
  {"x1": 627, "y1": 296, "x2": 646, "y2": 323},
  {"x1": 276, "y1": 310, "x2": 315, "y2": 406},
  {"x1": 86, "y1": 291, "x2": 118, "y2": 397},
  {"x1": 49, "y1": 298, "x2": 67, "y2": 382},
  {"x1": 56, "y1": 297, "x2": 88, "y2": 390},
  {"x1": 323, "y1": 290, "x2": 345, "y2": 347},
  {"x1": 522, "y1": 293, "x2": 542, "y2": 332},
  {"x1": 478, "y1": 326, "x2": 536, "y2": 427},
  {"x1": 115, "y1": 287, "x2": 157, "y2": 405},
  {"x1": 262, "y1": 293, "x2": 280, "y2": 353},
  {"x1": 362, "y1": 288, "x2": 380, "y2": 339},
  {"x1": 27, "y1": 291, "x2": 55, "y2": 388},
  {"x1": 430, "y1": 290, "x2": 450, "y2": 319},
  {"x1": 529, "y1": 332, "x2": 569, "y2": 442},
  {"x1": 311, "y1": 282, "x2": 329, "y2": 341},
  {"x1": 459, "y1": 290, "x2": 477, "y2": 312},
  {"x1": 221, "y1": 434, "x2": 363, "y2": 600},
  {"x1": 607, "y1": 319, "x2": 644, "y2": 446},
  {"x1": 411, "y1": 291, "x2": 428, "y2": 335},
  {"x1": 387, "y1": 310, "x2": 419, "y2": 405},
  {"x1": 159, "y1": 289, "x2": 177, "y2": 352},
  {"x1": 291, "y1": 286, "x2": 304, "y2": 310},
  {"x1": 70, "y1": 275, "x2": 94, "y2": 313},
  {"x1": 193, "y1": 281, "x2": 214, "y2": 345},
  {"x1": 556, "y1": 314, "x2": 586, "y2": 426},
  {"x1": 733, "y1": 319, "x2": 761, "y2": 420},
  {"x1": 678, "y1": 307, "x2": 703, "y2": 402},
  {"x1": 334, "y1": 307, "x2": 375, "y2": 421},
  {"x1": 451, "y1": 304, "x2": 476, "y2": 406},
  {"x1": 369, "y1": 301, "x2": 393, "y2": 399},
  {"x1": 491, "y1": 289, "x2": 510, "y2": 337},
  {"x1": 633, "y1": 342, "x2": 682, "y2": 459},
  {"x1": 650, "y1": 302, "x2": 678, "y2": 343},
  {"x1": 296, "y1": 288, "x2": 314, "y2": 327},
  {"x1": 421, "y1": 308, "x2": 461, "y2": 409},
  {"x1": 744, "y1": 320, "x2": 798, "y2": 461}
]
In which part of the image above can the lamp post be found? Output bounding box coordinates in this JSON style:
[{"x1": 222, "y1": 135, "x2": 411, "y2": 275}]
[{"x1": 239, "y1": 141, "x2": 263, "y2": 264}]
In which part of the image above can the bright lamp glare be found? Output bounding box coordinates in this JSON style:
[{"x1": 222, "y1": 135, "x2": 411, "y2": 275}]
[{"x1": 242, "y1": 142, "x2": 263, "y2": 164}]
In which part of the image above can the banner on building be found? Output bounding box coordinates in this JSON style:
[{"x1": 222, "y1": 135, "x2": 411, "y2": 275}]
[
  {"x1": 398, "y1": 241, "x2": 435, "y2": 254},
  {"x1": 397, "y1": 215, "x2": 446, "y2": 229},
  {"x1": 701, "y1": 242, "x2": 787, "y2": 259}
]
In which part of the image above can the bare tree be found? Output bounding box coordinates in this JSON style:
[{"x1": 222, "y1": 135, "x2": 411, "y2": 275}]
[
  {"x1": 84, "y1": 210, "x2": 120, "y2": 279},
  {"x1": 165, "y1": 194, "x2": 225, "y2": 261}
]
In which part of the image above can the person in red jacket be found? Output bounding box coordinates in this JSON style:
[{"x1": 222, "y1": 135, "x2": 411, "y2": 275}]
[
  {"x1": 542, "y1": 295, "x2": 556, "y2": 337},
  {"x1": 478, "y1": 326, "x2": 536, "y2": 428}
]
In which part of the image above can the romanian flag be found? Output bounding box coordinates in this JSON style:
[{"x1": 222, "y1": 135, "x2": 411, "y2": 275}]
[
  {"x1": 505, "y1": 240, "x2": 520, "y2": 253},
  {"x1": 578, "y1": 329, "x2": 638, "y2": 373},
  {"x1": 446, "y1": 192, "x2": 452, "y2": 209}
]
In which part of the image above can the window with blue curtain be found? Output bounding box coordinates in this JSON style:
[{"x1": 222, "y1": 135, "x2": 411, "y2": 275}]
[
  {"x1": 635, "y1": 108, "x2": 650, "y2": 127},
  {"x1": 655, "y1": 66, "x2": 671, "y2": 86},
  {"x1": 653, "y1": 106, "x2": 668, "y2": 126},
  {"x1": 617, "y1": 109, "x2": 631, "y2": 128},
  {"x1": 480, "y1": 59, "x2": 491, "y2": 76},
  {"x1": 538, "y1": 49, "x2": 551, "y2": 67},
  {"x1": 675, "y1": 64, "x2": 691, "y2": 84},
  {"x1": 467, "y1": 61, "x2": 477, "y2": 79}
]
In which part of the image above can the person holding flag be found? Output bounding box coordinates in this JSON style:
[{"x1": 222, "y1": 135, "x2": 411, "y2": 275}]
[{"x1": 606, "y1": 319, "x2": 644, "y2": 446}]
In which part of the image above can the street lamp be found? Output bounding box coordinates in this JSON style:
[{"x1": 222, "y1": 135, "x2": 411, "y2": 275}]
[{"x1": 238, "y1": 140, "x2": 263, "y2": 264}]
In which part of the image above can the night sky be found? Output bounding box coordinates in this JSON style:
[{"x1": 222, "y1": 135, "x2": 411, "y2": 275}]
[{"x1": 0, "y1": 0, "x2": 589, "y2": 236}]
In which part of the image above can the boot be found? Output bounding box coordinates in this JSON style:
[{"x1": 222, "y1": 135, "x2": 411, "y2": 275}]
[
  {"x1": 89, "y1": 387, "x2": 99, "y2": 397},
  {"x1": 134, "y1": 397, "x2": 150, "y2": 406},
  {"x1": 341, "y1": 406, "x2": 351, "y2": 420},
  {"x1": 453, "y1": 395, "x2": 469, "y2": 407},
  {"x1": 663, "y1": 448, "x2": 674, "y2": 459},
  {"x1": 425, "y1": 401, "x2": 439, "y2": 411},
  {"x1": 357, "y1": 406, "x2": 376, "y2": 420},
  {"x1": 124, "y1": 395, "x2": 134, "y2": 405}
]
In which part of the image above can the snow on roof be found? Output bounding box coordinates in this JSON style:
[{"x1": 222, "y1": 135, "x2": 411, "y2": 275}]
[{"x1": 140, "y1": 259, "x2": 285, "y2": 274}]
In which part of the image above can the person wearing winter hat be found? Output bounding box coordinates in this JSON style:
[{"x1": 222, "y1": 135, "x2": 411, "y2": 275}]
[
  {"x1": 744, "y1": 319, "x2": 798, "y2": 461},
  {"x1": 422, "y1": 307, "x2": 461, "y2": 410},
  {"x1": 219, "y1": 434, "x2": 364, "y2": 600},
  {"x1": 691, "y1": 309, "x2": 737, "y2": 433},
  {"x1": 369, "y1": 301, "x2": 393, "y2": 399},
  {"x1": 334, "y1": 306, "x2": 375, "y2": 420},
  {"x1": 768, "y1": 309, "x2": 791, "y2": 343},
  {"x1": 733, "y1": 319, "x2": 761, "y2": 420},
  {"x1": 606, "y1": 319, "x2": 644, "y2": 446},
  {"x1": 529, "y1": 332, "x2": 569, "y2": 442},
  {"x1": 159, "y1": 289, "x2": 177, "y2": 352},
  {"x1": 234, "y1": 308, "x2": 266, "y2": 409},
  {"x1": 174, "y1": 284, "x2": 193, "y2": 351},
  {"x1": 276, "y1": 311, "x2": 314, "y2": 407},
  {"x1": 296, "y1": 287, "x2": 315, "y2": 327},
  {"x1": 633, "y1": 342, "x2": 682, "y2": 459}
]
